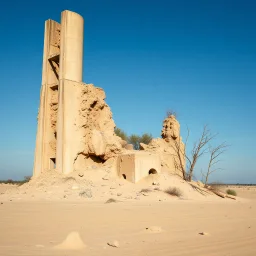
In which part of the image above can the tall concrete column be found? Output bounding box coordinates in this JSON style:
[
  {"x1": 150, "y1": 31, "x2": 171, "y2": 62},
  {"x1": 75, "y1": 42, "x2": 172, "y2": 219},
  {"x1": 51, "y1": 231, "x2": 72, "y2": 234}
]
[
  {"x1": 33, "y1": 19, "x2": 60, "y2": 177},
  {"x1": 59, "y1": 11, "x2": 84, "y2": 81},
  {"x1": 56, "y1": 11, "x2": 84, "y2": 174}
]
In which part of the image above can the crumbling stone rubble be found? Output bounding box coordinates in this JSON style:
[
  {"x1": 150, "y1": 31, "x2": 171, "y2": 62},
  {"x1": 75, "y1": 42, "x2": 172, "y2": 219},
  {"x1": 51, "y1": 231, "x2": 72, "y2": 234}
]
[
  {"x1": 140, "y1": 115, "x2": 185, "y2": 176},
  {"x1": 74, "y1": 83, "x2": 123, "y2": 170}
]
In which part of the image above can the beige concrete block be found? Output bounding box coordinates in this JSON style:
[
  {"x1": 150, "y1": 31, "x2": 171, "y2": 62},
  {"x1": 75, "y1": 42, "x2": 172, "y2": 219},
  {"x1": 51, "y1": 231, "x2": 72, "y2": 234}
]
[{"x1": 117, "y1": 152, "x2": 161, "y2": 183}]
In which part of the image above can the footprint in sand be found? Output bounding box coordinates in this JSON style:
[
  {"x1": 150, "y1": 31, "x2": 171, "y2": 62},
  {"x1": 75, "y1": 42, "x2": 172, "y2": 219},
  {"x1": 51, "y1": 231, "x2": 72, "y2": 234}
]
[{"x1": 54, "y1": 231, "x2": 86, "y2": 250}]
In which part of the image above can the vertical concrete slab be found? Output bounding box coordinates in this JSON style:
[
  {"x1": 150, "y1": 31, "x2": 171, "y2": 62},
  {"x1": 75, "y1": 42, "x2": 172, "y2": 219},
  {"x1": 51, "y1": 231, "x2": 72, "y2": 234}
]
[
  {"x1": 33, "y1": 20, "x2": 60, "y2": 177},
  {"x1": 134, "y1": 153, "x2": 161, "y2": 183},
  {"x1": 56, "y1": 80, "x2": 84, "y2": 174},
  {"x1": 118, "y1": 154, "x2": 136, "y2": 182},
  {"x1": 56, "y1": 11, "x2": 84, "y2": 174}
]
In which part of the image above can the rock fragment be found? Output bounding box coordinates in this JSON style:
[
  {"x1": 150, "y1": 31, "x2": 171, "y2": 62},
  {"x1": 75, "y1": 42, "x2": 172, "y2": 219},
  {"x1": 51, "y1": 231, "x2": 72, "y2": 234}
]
[
  {"x1": 145, "y1": 226, "x2": 163, "y2": 233},
  {"x1": 107, "y1": 240, "x2": 119, "y2": 248},
  {"x1": 79, "y1": 189, "x2": 92, "y2": 198},
  {"x1": 199, "y1": 232, "x2": 209, "y2": 236}
]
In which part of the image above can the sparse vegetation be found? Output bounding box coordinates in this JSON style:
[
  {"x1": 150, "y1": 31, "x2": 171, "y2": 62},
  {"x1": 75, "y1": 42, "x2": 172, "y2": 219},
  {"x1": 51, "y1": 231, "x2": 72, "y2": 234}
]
[
  {"x1": 105, "y1": 198, "x2": 118, "y2": 203},
  {"x1": 164, "y1": 187, "x2": 183, "y2": 197},
  {"x1": 128, "y1": 133, "x2": 153, "y2": 150},
  {"x1": 172, "y1": 125, "x2": 229, "y2": 183},
  {"x1": 208, "y1": 183, "x2": 221, "y2": 192},
  {"x1": 166, "y1": 109, "x2": 177, "y2": 118},
  {"x1": 62, "y1": 176, "x2": 76, "y2": 183},
  {"x1": 79, "y1": 189, "x2": 92, "y2": 198},
  {"x1": 0, "y1": 176, "x2": 31, "y2": 185},
  {"x1": 140, "y1": 133, "x2": 153, "y2": 145},
  {"x1": 226, "y1": 189, "x2": 237, "y2": 196},
  {"x1": 128, "y1": 134, "x2": 141, "y2": 150},
  {"x1": 202, "y1": 142, "x2": 229, "y2": 185},
  {"x1": 140, "y1": 188, "x2": 152, "y2": 193},
  {"x1": 114, "y1": 127, "x2": 128, "y2": 141},
  {"x1": 114, "y1": 128, "x2": 153, "y2": 150}
]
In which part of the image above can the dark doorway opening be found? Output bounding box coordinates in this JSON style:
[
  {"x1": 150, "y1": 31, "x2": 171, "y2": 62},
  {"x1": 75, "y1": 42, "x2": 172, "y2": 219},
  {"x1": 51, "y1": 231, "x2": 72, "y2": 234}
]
[
  {"x1": 149, "y1": 169, "x2": 157, "y2": 175},
  {"x1": 50, "y1": 158, "x2": 56, "y2": 169}
]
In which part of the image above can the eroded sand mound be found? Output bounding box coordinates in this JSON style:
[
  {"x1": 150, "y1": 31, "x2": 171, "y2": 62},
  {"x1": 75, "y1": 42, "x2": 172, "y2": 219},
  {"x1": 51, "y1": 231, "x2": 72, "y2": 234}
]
[
  {"x1": 54, "y1": 232, "x2": 86, "y2": 250},
  {"x1": 0, "y1": 167, "x2": 227, "y2": 203}
]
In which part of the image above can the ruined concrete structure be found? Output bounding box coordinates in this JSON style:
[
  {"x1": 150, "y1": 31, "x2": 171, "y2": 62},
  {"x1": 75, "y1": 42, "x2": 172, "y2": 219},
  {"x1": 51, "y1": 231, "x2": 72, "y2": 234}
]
[
  {"x1": 33, "y1": 10, "x2": 184, "y2": 182},
  {"x1": 117, "y1": 152, "x2": 161, "y2": 183},
  {"x1": 33, "y1": 10, "x2": 122, "y2": 177},
  {"x1": 140, "y1": 115, "x2": 185, "y2": 177}
]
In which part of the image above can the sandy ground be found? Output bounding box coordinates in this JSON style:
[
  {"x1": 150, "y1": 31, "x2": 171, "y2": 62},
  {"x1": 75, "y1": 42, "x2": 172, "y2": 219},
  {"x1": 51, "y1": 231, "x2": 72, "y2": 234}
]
[{"x1": 0, "y1": 182, "x2": 256, "y2": 256}]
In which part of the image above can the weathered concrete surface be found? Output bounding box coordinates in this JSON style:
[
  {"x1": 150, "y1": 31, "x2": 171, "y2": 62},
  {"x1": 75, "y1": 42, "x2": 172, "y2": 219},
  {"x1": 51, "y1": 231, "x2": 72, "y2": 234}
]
[
  {"x1": 59, "y1": 10, "x2": 84, "y2": 82},
  {"x1": 33, "y1": 11, "x2": 184, "y2": 181},
  {"x1": 34, "y1": 10, "x2": 122, "y2": 177},
  {"x1": 33, "y1": 19, "x2": 61, "y2": 177},
  {"x1": 117, "y1": 152, "x2": 161, "y2": 183},
  {"x1": 56, "y1": 81, "x2": 123, "y2": 175},
  {"x1": 140, "y1": 115, "x2": 185, "y2": 177}
]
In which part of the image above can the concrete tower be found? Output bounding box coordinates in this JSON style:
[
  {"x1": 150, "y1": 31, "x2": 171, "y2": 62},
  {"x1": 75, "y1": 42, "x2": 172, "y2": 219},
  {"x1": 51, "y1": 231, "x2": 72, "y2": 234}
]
[{"x1": 33, "y1": 11, "x2": 84, "y2": 177}]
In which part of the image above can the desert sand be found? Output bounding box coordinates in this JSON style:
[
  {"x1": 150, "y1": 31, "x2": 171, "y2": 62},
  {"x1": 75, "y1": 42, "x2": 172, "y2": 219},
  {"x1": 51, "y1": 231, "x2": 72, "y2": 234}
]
[{"x1": 0, "y1": 175, "x2": 256, "y2": 256}]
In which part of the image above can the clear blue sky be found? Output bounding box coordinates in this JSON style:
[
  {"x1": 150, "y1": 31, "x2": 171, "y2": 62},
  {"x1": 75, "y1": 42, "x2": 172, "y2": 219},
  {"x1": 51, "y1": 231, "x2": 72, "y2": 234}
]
[{"x1": 0, "y1": 0, "x2": 255, "y2": 183}]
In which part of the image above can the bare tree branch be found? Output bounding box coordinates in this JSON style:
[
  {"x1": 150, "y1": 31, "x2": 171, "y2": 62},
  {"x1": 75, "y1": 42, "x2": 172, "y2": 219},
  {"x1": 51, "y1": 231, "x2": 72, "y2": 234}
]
[
  {"x1": 203, "y1": 142, "x2": 229, "y2": 185},
  {"x1": 172, "y1": 124, "x2": 217, "y2": 182},
  {"x1": 187, "y1": 125, "x2": 216, "y2": 181}
]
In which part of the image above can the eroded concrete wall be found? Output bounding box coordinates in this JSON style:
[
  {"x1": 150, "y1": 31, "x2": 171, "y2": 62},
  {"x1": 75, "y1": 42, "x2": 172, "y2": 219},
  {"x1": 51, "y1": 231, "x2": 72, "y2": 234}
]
[
  {"x1": 33, "y1": 19, "x2": 60, "y2": 177},
  {"x1": 140, "y1": 115, "x2": 185, "y2": 176},
  {"x1": 117, "y1": 152, "x2": 161, "y2": 183},
  {"x1": 34, "y1": 10, "x2": 123, "y2": 177},
  {"x1": 56, "y1": 81, "x2": 123, "y2": 174}
]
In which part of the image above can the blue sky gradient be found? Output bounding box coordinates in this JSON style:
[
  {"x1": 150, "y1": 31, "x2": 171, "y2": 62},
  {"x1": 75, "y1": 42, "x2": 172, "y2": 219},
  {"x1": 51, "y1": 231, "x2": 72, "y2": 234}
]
[{"x1": 0, "y1": 0, "x2": 255, "y2": 183}]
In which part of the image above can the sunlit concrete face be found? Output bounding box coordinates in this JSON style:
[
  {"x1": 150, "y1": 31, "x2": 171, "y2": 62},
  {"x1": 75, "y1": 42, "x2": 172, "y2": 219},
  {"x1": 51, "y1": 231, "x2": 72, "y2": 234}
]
[
  {"x1": 34, "y1": 10, "x2": 124, "y2": 177},
  {"x1": 33, "y1": 10, "x2": 84, "y2": 177},
  {"x1": 33, "y1": 10, "x2": 181, "y2": 180},
  {"x1": 117, "y1": 152, "x2": 161, "y2": 183},
  {"x1": 59, "y1": 11, "x2": 84, "y2": 82}
]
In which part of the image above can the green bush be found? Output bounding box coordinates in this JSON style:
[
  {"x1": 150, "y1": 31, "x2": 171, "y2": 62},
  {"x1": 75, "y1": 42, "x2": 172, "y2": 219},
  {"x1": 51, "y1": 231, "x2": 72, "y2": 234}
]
[
  {"x1": 226, "y1": 189, "x2": 237, "y2": 196},
  {"x1": 114, "y1": 127, "x2": 153, "y2": 150},
  {"x1": 114, "y1": 127, "x2": 128, "y2": 141}
]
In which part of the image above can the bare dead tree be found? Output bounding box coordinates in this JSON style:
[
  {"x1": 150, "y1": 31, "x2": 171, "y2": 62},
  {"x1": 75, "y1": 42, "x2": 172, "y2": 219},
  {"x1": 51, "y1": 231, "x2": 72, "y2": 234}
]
[
  {"x1": 172, "y1": 127, "x2": 190, "y2": 180},
  {"x1": 172, "y1": 125, "x2": 216, "y2": 181},
  {"x1": 202, "y1": 142, "x2": 229, "y2": 185},
  {"x1": 173, "y1": 138, "x2": 186, "y2": 180},
  {"x1": 187, "y1": 125, "x2": 216, "y2": 181},
  {"x1": 166, "y1": 109, "x2": 177, "y2": 118}
]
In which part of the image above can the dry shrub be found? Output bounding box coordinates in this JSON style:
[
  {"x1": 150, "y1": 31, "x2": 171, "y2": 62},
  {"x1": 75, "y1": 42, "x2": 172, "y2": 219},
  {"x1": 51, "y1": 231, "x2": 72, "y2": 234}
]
[
  {"x1": 226, "y1": 189, "x2": 237, "y2": 196},
  {"x1": 166, "y1": 110, "x2": 177, "y2": 118},
  {"x1": 105, "y1": 198, "x2": 118, "y2": 204},
  {"x1": 79, "y1": 189, "x2": 92, "y2": 198},
  {"x1": 140, "y1": 188, "x2": 152, "y2": 193},
  {"x1": 62, "y1": 177, "x2": 76, "y2": 183},
  {"x1": 208, "y1": 183, "x2": 222, "y2": 192},
  {"x1": 164, "y1": 187, "x2": 183, "y2": 197}
]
